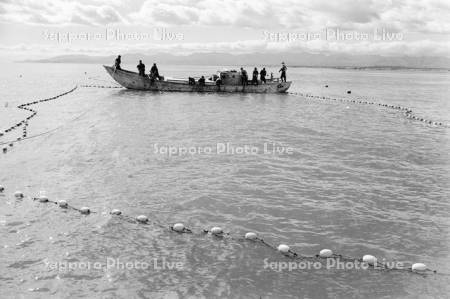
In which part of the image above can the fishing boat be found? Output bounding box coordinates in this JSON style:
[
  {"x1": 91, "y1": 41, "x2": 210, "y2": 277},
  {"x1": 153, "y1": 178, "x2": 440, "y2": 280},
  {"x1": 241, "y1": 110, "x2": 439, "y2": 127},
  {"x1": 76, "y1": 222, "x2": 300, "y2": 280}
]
[{"x1": 103, "y1": 66, "x2": 291, "y2": 93}]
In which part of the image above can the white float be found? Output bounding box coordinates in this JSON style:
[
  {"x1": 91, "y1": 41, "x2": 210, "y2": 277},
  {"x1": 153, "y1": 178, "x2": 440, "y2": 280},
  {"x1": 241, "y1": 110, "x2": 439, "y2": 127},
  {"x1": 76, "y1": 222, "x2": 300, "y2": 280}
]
[
  {"x1": 38, "y1": 195, "x2": 48, "y2": 202},
  {"x1": 362, "y1": 255, "x2": 377, "y2": 265},
  {"x1": 277, "y1": 244, "x2": 290, "y2": 253},
  {"x1": 172, "y1": 223, "x2": 185, "y2": 232},
  {"x1": 411, "y1": 263, "x2": 427, "y2": 272},
  {"x1": 319, "y1": 249, "x2": 333, "y2": 258},
  {"x1": 136, "y1": 215, "x2": 148, "y2": 223},
  {"x1": 210, "y1": 227, "x2": 223, "y2": 235},
  {"x1": 58, "y1": 200, "x2": 68, "y2": 208},
  {"x1": 110, "y1": 209, "x2": 122, "y2": 215},
  {"x1": 80, "y1": 207, "x2": 90, "y2": 215},
  {"x1": 14, "y1": 191, "x2": 24, "y2": 198},
  {"x1": 245, "y1": 232, "x2": 257, "y2": 240}
]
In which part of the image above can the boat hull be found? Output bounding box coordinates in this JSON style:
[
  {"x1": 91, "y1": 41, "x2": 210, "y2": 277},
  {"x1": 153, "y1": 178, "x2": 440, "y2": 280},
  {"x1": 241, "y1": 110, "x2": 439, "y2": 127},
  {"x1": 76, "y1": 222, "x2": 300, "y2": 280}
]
[{"x1": 103, "y1": 66, "x2": 291, "y2": 93}]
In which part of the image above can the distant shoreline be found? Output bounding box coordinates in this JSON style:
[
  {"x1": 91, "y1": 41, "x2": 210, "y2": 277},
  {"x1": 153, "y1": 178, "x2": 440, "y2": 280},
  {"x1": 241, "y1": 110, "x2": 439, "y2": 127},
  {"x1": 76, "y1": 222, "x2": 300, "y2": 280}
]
[
  {"x1": 14, "y1": 51, "x2": 450, "y2": 71},
  {"x1": 291, "y1": 65, "x2": 450, "y2": 71},
  {"x1": 15, "y1": 60, "x2": 450, "y2": 71}
]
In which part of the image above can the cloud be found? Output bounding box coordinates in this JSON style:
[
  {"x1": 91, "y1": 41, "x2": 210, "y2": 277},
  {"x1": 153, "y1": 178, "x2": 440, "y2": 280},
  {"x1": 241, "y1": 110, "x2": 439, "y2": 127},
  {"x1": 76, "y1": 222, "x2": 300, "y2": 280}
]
[
  {"x1": 309, "y1": 0, "x2": 380, "y2": 24},
  {"x1": 0, "y1": 0, "x2": 448, "y2": 34},
  {"x1": 0, "y1": 0, "x2": 448, "y2": 58},
  {"x1": 0, "y1": 0, "x2": 126, "y2": 25},
  {"x1": 144, "y1": 3, "x2": 199, "y2": 25}
]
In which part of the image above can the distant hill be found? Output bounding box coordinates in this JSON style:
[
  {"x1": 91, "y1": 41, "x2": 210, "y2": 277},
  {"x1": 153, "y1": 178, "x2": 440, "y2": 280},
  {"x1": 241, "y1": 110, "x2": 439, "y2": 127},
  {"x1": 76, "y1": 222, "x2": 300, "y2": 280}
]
[{"x1": 21, "y1": 52, "x2": 450, "y2": 69}]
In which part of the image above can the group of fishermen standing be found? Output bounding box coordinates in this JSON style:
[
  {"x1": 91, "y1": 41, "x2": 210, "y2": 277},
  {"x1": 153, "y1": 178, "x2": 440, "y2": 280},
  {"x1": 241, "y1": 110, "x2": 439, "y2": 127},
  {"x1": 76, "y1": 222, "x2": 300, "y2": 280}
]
[
  {"x1": 114, "y1": 55, "x2": 161, "y2": 80},
  {"x1": 240, "y1": 62, "x2": 287, "y2": 86},
  {"x1": 137, "y1": 60, "x2": 161, "y2": 81},
  {"x1": 114, "y1": 55, "x2": 288, "y2": 86}
]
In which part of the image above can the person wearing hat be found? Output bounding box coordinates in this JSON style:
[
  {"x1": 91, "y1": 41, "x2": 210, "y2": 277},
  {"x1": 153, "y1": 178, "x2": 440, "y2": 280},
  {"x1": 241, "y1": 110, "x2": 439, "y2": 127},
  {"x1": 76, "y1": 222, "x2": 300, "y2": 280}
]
[{"x1": 279, "y1": 62, "x2": 287, "y2": 82}]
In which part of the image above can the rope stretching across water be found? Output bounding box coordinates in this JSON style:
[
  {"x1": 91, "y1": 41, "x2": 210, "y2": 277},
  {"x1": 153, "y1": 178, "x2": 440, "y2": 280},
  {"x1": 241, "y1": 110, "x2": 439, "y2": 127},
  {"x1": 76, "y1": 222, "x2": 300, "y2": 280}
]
[
  {"x1": 0, "y1": 85, "x2": 445, "y2": 277},
  {"x1": 0, "y1": 86, "x2": 78, "y2": 150},
  {"x1": 289, "y1": 92, "x2": 448, "y2": 127},
  {"x1": 0, "y1": 189, "x2": 440, "y2": 277}
]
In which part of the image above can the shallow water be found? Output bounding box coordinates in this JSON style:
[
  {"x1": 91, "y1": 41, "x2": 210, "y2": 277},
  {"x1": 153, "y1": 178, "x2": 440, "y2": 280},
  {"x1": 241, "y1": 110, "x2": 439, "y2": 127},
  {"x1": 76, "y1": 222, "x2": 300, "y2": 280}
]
[{"x1": 0, "y1": 63, "x2": 449, "y2": 298}]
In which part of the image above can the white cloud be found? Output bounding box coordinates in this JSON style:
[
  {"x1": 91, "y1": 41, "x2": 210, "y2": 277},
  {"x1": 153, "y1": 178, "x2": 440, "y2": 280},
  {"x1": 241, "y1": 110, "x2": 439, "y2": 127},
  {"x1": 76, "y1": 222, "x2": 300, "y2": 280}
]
[
  {"x1": 0, "y1": 0, "x2": 448, "y2": 33},
  {"x1": 0, "y1": 0, "x2": 448, "y2": 58},
  {"x1": 0, "y1": 0, "x2": 127, "y2": 25}
]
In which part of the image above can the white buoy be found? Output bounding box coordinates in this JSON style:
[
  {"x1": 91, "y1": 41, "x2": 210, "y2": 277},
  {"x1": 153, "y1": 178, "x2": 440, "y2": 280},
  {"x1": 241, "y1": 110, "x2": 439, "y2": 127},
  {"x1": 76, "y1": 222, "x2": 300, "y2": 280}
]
[
  {"x1": 110, "y1": 209, "x2": 122, "y2": 215},
  {"x1": 210, "y1": 226, "x2": 223, "y2": 235},
  {"x1": 245, "y1": 232, "x2": 257, "y2": 240},
  {"x1": 58, "y1": 200, "x2": 68, "y2": 208},
  {"x1": 362, "y1": 254, "x2": 377, "y2": 265},
  {"x1": 319, "y1": 249, "x2": 333, "y2": 258},
  {"x1": 172, "y1": 223, "x2": 185, "y2": 232},
  {"x1": 14, "y1": 191, "x2": 24, "y2": 198},
  {"x1": 38, "y1": 195, "x2": 48, "y2": 203},
  {"x1": 80, "y1": 207, "x2": 90, "y2": 215},
  {"x1": 136, "y1": 215, "x2": 148, "y2": 223},
  {"x1": 277, "y1": 244, "x2": 290, "y2": 253},
  {"x1": 412, "y1": 263, "x2": 427, "y2": 272}
]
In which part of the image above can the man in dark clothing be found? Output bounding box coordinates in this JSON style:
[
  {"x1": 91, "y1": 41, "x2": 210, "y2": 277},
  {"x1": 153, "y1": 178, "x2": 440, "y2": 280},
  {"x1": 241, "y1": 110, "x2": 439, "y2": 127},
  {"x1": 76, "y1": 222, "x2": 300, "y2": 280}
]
[
  {"x1": 137, "y1": 60, "x2": 145, "y2": 76},
  {"x1": 150, "y1": 63, "x2": 160, "y2": 80},
  {"x1": 198, "y1": 76, "x2": 206, "y2": 86},
  {"x1": 260, "y1": 67, "x2": 267, "y2": 83},
  {"x1": 279, "y1": 62, "x2": 287, "y2": 82},
  {"x1": 240, "y1": 67, "x2": 248, "y2": 86},
  {"x1": 114, "y1": 55, "x2": 121, "y2": 70},
  {"x1": 252, "y1": 67, "x2": 259, "y2": 85}
]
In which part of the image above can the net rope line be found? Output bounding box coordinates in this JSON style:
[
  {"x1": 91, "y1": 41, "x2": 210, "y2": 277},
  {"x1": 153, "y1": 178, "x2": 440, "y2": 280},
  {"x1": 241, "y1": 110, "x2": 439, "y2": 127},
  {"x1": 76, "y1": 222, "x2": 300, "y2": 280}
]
[
  {"x1": 78, "y1": 83, "x2": 448, "y2": 128},
  {"x1": 0, "y1": 86, "x2": 446, "y2": 276},
  {"x1": 82, "y1": 76, "x2": 122, "y2": 88},
  {"x1": 0, "y1": 86, "x2": 78, "y2": 148},
  {"x1": 0, "y1": 189, "x2": 441, "y2": 277},
  {"x1": 289, "y1": 92, "x2": 448, "y2": 127},
  {"x1": 87, "y1": 76, "x2": 120, "y2": 84},
  {"x1": 0, "y1": 83, "x2": 125, "y2": 150},
  {"x1": 80, "y1": 84, "x2": 122, "y2": 89},
  {"x1": 0, "y1": 110, "x2": 89, "y2": 147}
]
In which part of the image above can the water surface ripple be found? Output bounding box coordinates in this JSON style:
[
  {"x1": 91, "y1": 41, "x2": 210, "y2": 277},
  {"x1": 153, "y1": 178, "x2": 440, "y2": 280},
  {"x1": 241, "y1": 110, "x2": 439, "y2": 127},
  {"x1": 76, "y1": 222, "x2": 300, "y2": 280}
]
[{"x1": 0, "y1": 64, "x2": 449, "y2": 298}]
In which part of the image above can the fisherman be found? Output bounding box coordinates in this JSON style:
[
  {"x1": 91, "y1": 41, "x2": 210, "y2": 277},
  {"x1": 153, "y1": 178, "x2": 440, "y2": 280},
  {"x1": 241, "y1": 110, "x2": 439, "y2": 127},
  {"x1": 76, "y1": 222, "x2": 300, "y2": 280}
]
[
  {"x1": 137, "y1": 60, "x2": 145, "y2": 76},
  {"x1": 252, "y1": 67, "x2": 259, "y2": 85},
  {"x1": 198, "y1": 76, "x2": 206, "y2": 86},
  {"x1": 150, "y1": 63, "x2": 160, "y2": 80},
  {"x1": 114, "y1": 55, "x2": 121, "y2": 70},
  {"x1": 260, "y1": 67, "x2": 267, "y2": 84},
  {"x1": 240, "y1": 67, "x2": 248, "y2": 86},
  {"x1": 279, "y1": 62, "x2": 287, "y2": 82}
]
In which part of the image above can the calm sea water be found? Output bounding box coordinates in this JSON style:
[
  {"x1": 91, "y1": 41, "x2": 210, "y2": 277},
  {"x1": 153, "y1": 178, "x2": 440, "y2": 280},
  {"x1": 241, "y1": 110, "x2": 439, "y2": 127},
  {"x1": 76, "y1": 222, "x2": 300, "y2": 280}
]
[{"x1": 0, "y1": 63, "x2": 449, "y2": 298}]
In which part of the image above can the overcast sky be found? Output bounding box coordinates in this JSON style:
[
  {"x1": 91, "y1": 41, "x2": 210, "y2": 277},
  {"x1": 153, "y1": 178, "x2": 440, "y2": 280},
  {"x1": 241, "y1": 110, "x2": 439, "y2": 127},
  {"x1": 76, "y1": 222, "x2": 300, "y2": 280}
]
[{"x1": 0, "y1": 0, "x2": 449, "y2": 59}]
